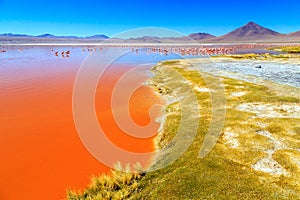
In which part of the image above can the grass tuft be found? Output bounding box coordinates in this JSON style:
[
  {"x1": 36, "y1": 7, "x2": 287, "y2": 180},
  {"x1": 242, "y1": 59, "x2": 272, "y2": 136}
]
[{"x1": 67, "y1": 163, "x2": 145, "y2": 200}]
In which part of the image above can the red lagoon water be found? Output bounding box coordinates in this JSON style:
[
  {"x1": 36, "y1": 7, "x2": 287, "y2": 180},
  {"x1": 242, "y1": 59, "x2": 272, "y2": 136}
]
[{"x1": 0, "y1": 47, "x2": 162, "y2": 200}]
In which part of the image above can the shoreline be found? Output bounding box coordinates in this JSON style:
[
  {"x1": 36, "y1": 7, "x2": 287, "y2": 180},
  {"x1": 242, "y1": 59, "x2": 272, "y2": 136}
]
[
  {"x1": 147, "y1": 57, "x2": 300, "y2": 170},
  {"x1": 146, "y1": 61, "x2": 199, "y2": 170},
  {"x1": 68, "y1": 56, "x2": 300, "y2": 199},
  {"x1": 139, "y1": 57, "x2": 300, "y2": 198}
]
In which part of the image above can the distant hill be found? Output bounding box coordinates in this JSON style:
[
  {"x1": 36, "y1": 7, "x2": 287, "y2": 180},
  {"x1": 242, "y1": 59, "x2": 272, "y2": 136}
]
[
  {"x1": 36, "y1": 34, "x2": 80, "y2": 39},
  {"x1": 84, "y1": 34, "x2": 109, "y2": 39},
  {"x1": 287, "y1": 31, "x2": 300, "y2": 37},
  {"x1": 188, "y1": 33, "x2": 215, "y2": 40},
  {"x1": 0, "y1": 33, "x2": 109, "y2": 43},
  {"x1": 0, "y1": 33, "x2": 30, "y2": 37},
  {"x1": 125, "y1": 36, "x2": 162, "y2": 43},
  {"x1": 36, "y1": 34, "x2": 58, "y2": 38},
  {"x1": 110, "y1": 36, "x2": 196, "y2": 43}
]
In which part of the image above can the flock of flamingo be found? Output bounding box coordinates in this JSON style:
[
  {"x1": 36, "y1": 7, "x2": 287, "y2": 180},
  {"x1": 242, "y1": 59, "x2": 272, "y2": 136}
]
[
  {"x1": 144, "y1": 47, "x2": 234, "y2": 56},
  {"x1": 1, "y1": 45, "x2": 236, "y2": 57},
  {"x1": 50, "y1": 46, "x2": 236, "y2": 57},
  {"x1": 1, "y1": 43, "x2": 299, "y2": 57},
  {"x1": 50, "y1": 49, "x2": 71, "y2": 57}
]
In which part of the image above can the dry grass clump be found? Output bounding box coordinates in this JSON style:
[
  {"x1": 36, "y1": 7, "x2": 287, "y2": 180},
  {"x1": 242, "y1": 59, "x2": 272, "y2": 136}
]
[{"x1": 67, "y1": 163, "x2": 145, "y2": 200}]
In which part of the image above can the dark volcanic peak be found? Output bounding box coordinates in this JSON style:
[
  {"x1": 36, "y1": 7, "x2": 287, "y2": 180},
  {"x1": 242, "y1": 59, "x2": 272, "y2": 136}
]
[
  {"x1": 225, "y1": 21, "x2": 281, "y2": 38},
  {"x1": 188, "y1": 32, "x2": 216, "y2": 40},
  {"x1": 210, "y1": 21, "x2": 283, "y2": 42}
]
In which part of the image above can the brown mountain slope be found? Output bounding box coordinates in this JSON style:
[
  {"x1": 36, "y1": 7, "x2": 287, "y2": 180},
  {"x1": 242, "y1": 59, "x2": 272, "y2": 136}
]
[
  {"x1": 288, "y1": 31, "x2": 300, "y2": 37},
  {"x1": 208, "y1": 22, "x2": 283, "y2": 42}
]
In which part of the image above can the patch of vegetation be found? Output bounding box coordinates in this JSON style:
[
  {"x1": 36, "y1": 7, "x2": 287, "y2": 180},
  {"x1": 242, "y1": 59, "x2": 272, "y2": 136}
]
[
  {"x1": 266, "y1": 123, "x2": 285, "y2": 134},
  {"x1": 273, "y1": 149, "x2": 300, "y2": 189},
  {"x1": 267, "y1": 46, "x2": 300, "y2": 53},
  {"x1": 67, "y1": 163, "x2": 145, "y2": 200},
  {"x1": 159, "y1": 60, "x2": 180, "y2": 66},
  {"x1": 295, "y1": 126, "x2": 300, "y2": 134},
  {"x1": 212, "y1": 53, "x2": 300, "y2": 60},
  {"x1": 264, "y1": 118, "x2": 300, "y2": 149}
]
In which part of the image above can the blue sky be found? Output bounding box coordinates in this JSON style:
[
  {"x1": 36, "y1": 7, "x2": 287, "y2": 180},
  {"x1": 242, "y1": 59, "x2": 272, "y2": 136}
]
[{"x1": 0, "y1": 0, "x2": 300, "y2": 37}]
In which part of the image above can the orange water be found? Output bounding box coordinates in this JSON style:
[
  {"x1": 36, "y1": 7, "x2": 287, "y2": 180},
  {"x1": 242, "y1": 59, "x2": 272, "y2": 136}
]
[{"x1": 0, "y1": 47, "x2": 161, "y2": 200}]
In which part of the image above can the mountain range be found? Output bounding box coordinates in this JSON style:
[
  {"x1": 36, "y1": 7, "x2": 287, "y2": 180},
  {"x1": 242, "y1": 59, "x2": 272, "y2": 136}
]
[
  {"x1": 0, "y1": 33, "x2": 109, "y2": 39},
  {"x1": 185, "y1": 22, "x2": 300, "y2": 43},
  {"x1": 1, "y1": 22, "x2": 299, "y2": 43}
]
